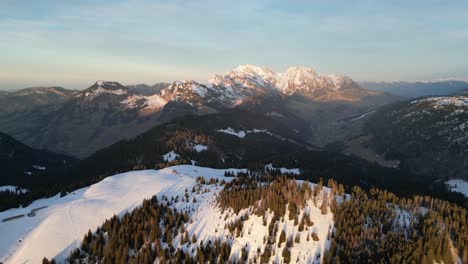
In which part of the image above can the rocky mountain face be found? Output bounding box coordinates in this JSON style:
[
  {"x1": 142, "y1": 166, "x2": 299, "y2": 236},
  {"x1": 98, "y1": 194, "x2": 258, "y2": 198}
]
[
  {"x1": 360, "y1": 96, "x2": 467, "y2": 180},
  {"x1": 0, "y1": 65, "x2": 400, "y2": 157},
  {"x1": 0, "y1": 86, "x2": 77, "y2": 113}
]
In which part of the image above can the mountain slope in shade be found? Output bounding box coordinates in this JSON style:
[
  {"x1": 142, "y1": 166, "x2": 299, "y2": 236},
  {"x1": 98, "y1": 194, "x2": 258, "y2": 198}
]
[
  {"x1": 71, "y1": 110, "x2": 310, "y2": 181},
  {"x1": 0, "y1": 131, "x2": 74, "y2": 187},
  {"x1": 362, "y1": 96, "x2": 467, "y2": 179}
]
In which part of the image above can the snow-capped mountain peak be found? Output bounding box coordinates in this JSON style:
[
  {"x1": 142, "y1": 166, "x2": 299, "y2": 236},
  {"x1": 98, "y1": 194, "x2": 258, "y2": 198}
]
[{"x1": 231, "y1": 64, "x2": 276, "y2": 79}]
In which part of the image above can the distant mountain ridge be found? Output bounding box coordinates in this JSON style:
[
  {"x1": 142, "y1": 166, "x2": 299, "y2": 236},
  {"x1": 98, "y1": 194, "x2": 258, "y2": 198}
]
[
  {"x1": 0, "y1": 86, "x2": 78, "y2": 112},
  {"x1": 360, "y1": 80, "x2": 468, "y2": 98}
]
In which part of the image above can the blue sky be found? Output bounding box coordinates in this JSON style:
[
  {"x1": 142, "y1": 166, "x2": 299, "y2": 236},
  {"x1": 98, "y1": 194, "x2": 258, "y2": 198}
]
[{"x1": 0, "y1": 0, "x2": 467, "y2": 90}]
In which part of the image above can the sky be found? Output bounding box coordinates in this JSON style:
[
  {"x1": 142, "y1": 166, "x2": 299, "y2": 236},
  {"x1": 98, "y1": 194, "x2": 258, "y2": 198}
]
[{"x1": 0, "y1": 0, "x2": 467, "y2": 90}]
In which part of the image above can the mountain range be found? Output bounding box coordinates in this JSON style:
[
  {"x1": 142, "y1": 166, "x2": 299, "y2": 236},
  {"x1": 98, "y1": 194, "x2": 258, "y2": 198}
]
[{"x1": 0, "y1": 65, "x2": 400, "y2": 157}]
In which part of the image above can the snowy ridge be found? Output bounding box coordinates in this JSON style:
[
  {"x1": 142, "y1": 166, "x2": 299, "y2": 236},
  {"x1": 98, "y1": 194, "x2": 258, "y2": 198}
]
[
  {"x1": 0, "y1": 165, "x2": 332, "y2": 263},
  {"x1": 0, "y1": 165, "x2": 247, "y2": 263}
]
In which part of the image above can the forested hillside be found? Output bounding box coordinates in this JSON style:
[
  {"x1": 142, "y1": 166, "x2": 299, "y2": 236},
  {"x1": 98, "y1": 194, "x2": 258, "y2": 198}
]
[{"x1": 62, "y1": 172, "x2": 467, "y2": 263}]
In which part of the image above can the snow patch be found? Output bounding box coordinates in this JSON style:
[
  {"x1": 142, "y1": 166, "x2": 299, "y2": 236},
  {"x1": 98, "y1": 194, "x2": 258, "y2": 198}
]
[
  {"x1": 193, "y1": 144, "x2": 208, "y2": 152},
  {"x1": 120, "y1": 94, "x2": 167, "y2": 110},
  {"x1": 162, "y1": 151, "x2": 180, "y2": 162},
  {"x1": 446, "y1": 179, "x2": 468, "y2": 197},
  {"x1": 32, "y1": 165, "x2": 46, "y2": 171},
  {"x1": 264, "y1": 163, "x2": 301, "y2": 175}
]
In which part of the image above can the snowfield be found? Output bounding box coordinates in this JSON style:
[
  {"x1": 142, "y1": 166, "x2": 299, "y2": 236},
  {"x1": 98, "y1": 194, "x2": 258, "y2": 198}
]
[{"x1": 0, "y1": 165, "x2": 334, "y2": 263}]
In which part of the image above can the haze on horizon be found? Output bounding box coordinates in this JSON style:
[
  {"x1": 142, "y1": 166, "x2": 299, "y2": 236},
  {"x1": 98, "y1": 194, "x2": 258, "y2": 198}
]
[{"x1": 0, "y1": 0, "x2": 467, "y2": 90}]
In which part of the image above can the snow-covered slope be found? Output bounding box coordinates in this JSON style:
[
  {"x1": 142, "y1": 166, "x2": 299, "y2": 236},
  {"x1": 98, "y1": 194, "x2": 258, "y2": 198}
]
[
  {"x1": 0, "y1": 166, "x2": 246, "y2": 263},
  {"x1": 182, "y1": 182, "x2": 334, "y2": 263},
  {"x1": 0, "y1": 165, "x2": 334, "y2": 264}
]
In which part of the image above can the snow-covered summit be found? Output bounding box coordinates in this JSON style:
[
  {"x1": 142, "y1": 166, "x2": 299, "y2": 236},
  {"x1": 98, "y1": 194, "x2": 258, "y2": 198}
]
[{"x1": 80, "y1": 81, "x2": 128, "y2": 98}]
